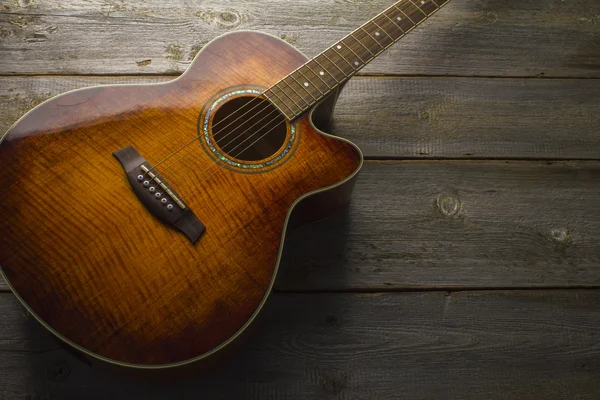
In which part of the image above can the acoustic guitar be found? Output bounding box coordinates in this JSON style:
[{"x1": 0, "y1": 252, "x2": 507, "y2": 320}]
[{"x1": 0, "y1": 0, "x2": 450, "y2": 368}]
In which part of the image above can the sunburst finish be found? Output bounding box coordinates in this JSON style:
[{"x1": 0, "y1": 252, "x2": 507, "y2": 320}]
[{"x1": 0, "y1": 31, "x2": 362, "y2": 367}]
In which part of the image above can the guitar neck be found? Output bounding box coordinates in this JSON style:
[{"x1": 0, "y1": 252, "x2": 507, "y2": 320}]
[{"x1": 265, "y1": 0, "x2": 450, "y2": 120}]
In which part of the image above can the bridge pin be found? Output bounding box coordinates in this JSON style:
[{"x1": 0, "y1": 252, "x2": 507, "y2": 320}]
[
  {"x1": 166, "y1": 204, "x2": 174, "y2": 211},
  {"x1": 137, "y1": 175, "x2": 144, "y2": 182},
  {"x1": 149, "y1": 187, "x2": 156, "y2": 193},
  {"x1": 155, "y1": 193, "x2": 162, "y2": 199},
  {"x1": 161, "y1": 198, "x2": 168, "y2": 205},
  {"x1": 143, "y1": 181, "x2": 150, "y2": 187}
]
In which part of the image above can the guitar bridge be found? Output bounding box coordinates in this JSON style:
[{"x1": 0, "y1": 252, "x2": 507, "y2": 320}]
[{"x1": 113, "y1": 146, "x2": 206, "y2": 244}]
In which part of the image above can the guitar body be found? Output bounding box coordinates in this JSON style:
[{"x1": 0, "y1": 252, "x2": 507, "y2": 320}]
[{"x1": 0, "y1": 31, "x2": 362, "y2": 368}]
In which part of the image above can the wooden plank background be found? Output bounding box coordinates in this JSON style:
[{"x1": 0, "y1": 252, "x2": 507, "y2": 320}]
[
  {"x1": 2, "y1": 291, "x2": 600, "y2": 399},
  {"x1": 2, "y1": 160, "x2": 600, "y2": 292},
  {"x1": 1, "y1": 77, "x2": 599, "y2": 159},
  {"x1": 1, "y1": 0, "x2": 599, "y2": 77},
  {"x1": 1, "y1": 0, "x2": 599, "y2": 398}
]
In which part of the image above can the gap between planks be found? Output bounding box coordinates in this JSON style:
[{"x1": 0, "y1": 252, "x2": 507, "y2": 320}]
[
  {"x1": 0, "y1": 73, "x2": 599, "y2": 80},
  {"x1": 273, "y1": 286, "x2": 600, "y2": 295},
  {"x1": 2, "y1": 286, "x2": 599, "y2": 295}
]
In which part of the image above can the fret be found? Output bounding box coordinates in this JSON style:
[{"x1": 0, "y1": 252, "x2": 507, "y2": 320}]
[
  {"x1": 371, "y1": 19, "x2": 396, "y2": 42},
  {"x1": 304, "y1": 62, "x2": 334, "y2": 90},
  {"x1": 265, "y1": 88, "x2": 300, "y2": 119},
  {"x1": 322, "y1": 50, "x2": 353, "y2": 77},
  {"x1": 280, "y1": 79, "x2": 310, "y2": 109},
  {"x1": 270, "y1": 85, "x2": 303, "y2": 116},
  {"x1": 349, "y1": 32, "x2": 377, "y2": 57},
  {"x1": 359, "y1": 27, "x2": 385, "y2": 50},
  {"x1": 417, "y1": 0, "x2": 440, "y2": 15},
  {"x1": 400, "y1": 2, "x2": 428, "y2": 24},
  {"x1": 265, "y1": 0, "x2": 449, "y2": 121},
  {"x1": 375, "y1": 13, "x2": 404, "y2": 41},
  {"x1": 296, "y1": 69, "x2": 326, "y2": 98},
  {"x1": 382, "y1": 11, "x2": 406, "y2": 32},
  {"x1": 365, "y1": 20, "x2": 394, "y2": 48},
  {"x1": 353, "y1": 31, "x2": 384, "y2": 61},
  {"x1": 387, "y1": 7, "x2": 417, "y2": 32},
  {"x1": 318, "y1": 53, "x2": 349, "y2": 83},
  {"x1": 288, "y1": 77, "x2": 316, "y2": 106},
  {"x1": 407, "y1": 0, "x2": 429, "y2": 17},
  {"x1": 340, "y1": 37, "x2": 369, "y2": 66},
  {"x1": 331, "y1": 46, "x2": 357, "y2": 72},
  {"x1": 312, "y1": 58, "x2": 342, "y2": 84},
  {"x1": 394, "y1": 5, "x2": 416, "y2": 24},
  {"x1": 288, "y1": 73, "x2": 319, "y2": 102}
]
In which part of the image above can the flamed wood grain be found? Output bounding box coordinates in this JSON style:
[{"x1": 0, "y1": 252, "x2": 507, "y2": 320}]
[
  {"x1": 0, "y1": 0, "x2": 599, "y2": 77},
  {"x1": 2, "y1": 76, "x2": 599, "y2": 160},
  {"x1": 1, "y1": 291, "x2": 599, "y2": 399},
  {"x1": 0, "y1": 31, "x2": 361, "y2": 366},
  {"x1": 2, "y1": 160, "x2": 599, "y2": 293}
]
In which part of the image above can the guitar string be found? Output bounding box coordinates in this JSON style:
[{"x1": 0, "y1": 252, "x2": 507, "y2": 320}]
[
  {"x1": 141, "y1": 94, "x2": 274, "y2": 179},
  {"x1": 172, "y1": 116, "x2": 289, "y2": 189},
  {"x1": 148, "y1": 0, "x2": 424, "y2": 182},
  {"x1": 154, "y1": 25, "x2": 388, "y2": 184},
  {"x1": 164, "y1": 5, "x2": 425, "y2": 186},
  {"x1": 162, "y1": 109, "x2": 285, "y2": 185},
  {"x1": 143, "y1": 1, "x2": 413, "y2": 180},
  {"x1": 149, "y1": 1, "x2": 431, "y2": 191},
  {"x1": 148, "y1": 99, "x2": 277, "y2": 178},
  {"x1": 152, "y1": 4, "x2": 423, "y2": 192}
]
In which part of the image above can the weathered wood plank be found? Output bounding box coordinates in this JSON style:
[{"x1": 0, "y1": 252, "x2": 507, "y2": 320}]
[
  {"x1": 1, "y1": 291, "x2": 599, "y2": 399},
  {"x1": 336, "y1": 77, "x2": 600, "y2": 159},
  {"x1": 2, "y1": 161, "x2": 599, "y2": 292},
  {"x1": 277, "y1": 160, "x2": 600, "y2": 290},
  {"x1": 2, "y1": 76, "x2": 599, "y2": 159},
  {"x1": 0, "y1": 0, "x2": 599, "y2": 77}
]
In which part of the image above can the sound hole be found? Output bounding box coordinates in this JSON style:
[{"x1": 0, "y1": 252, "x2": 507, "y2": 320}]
[{"x1": 211, "y1": 96, "x2": 287, "y2": 162}]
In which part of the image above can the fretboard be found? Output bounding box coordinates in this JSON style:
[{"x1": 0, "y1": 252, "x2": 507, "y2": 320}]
[{"x1": 264, "y1": 0, "x2": 450, "y2": 120}]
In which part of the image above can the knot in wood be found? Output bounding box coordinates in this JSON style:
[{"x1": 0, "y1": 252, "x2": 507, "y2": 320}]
[
  {"x1": 325, "y1": 314, "x2": 339, "y2": 327},
  {"x1": 550, "y1": 228, "x2": 572, "y2": 244},
  {"x1": 320, "y1": 373, "x2": 347, "y2": 396},
  {"x1": 437, "y1": 195, "x2": 461, "y2": 217},
  {"x1": 17, "y1": 0, "x2": 34, "y2": 8},
  {"x1": 217, "y1": 11, "x2": 242, "y2": 28},
  {"x1": 0, "y1": 27, "x2": 11, "y2": 39},
  {"x1": 480, "y1": 11, "x2": 498, "y2": 24},
  {"x1": 46, "y1": 360, "x2": 71, "y2": 382}
]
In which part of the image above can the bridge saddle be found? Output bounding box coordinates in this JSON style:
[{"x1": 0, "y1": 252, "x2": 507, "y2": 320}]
[{"x1": 113, "y1": 146, "x2": 206, "y2": 244}]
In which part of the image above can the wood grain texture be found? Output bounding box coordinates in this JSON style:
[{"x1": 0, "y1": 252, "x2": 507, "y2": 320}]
[
  {"x1": 1, "y1": 290, "x2": 600, "y2": 399},
  {"x1": 2, "y1": 76, "x2": 599, "y2": 160},
  {"x1": 2, "y1": 160, "x2": 600, "y2": 293},
  {"x1": 276, "y1": 160, "x2": 600, "y2": 290},
  {"x1": 0, "y1": 31, "x2": 361, "y2": 366},
  {"x1": 0, "y1": 0, "x2": 599, "y2": 77}
]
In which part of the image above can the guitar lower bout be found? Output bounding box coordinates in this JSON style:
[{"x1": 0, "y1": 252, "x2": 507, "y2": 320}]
[{"x1": 0, "y1": 30, "x2": 363, "y2": 368}]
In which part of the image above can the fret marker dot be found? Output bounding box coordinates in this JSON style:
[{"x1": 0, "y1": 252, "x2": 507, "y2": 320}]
[
  {"x1": 354, "y1": 61, "x2": 359, "y2": 66},
  {"x1": 319, "y1": 71, "x2": 325, "y2": 76},
  {"x1": 397, "y1": 17, "x2": 402, "y2": 21},
  {"x1": 304, "y1": 82, "x2": 309, "y2": 87},
  {"x1": 421, "y1": 0, "x2": 425, "y2": 4},
  {"x1": 337, "y1": 45, "x2": 342, "y2": 49},
  {"x1": 375, "y1": 32, "x2": 380, "y2": 37}
]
